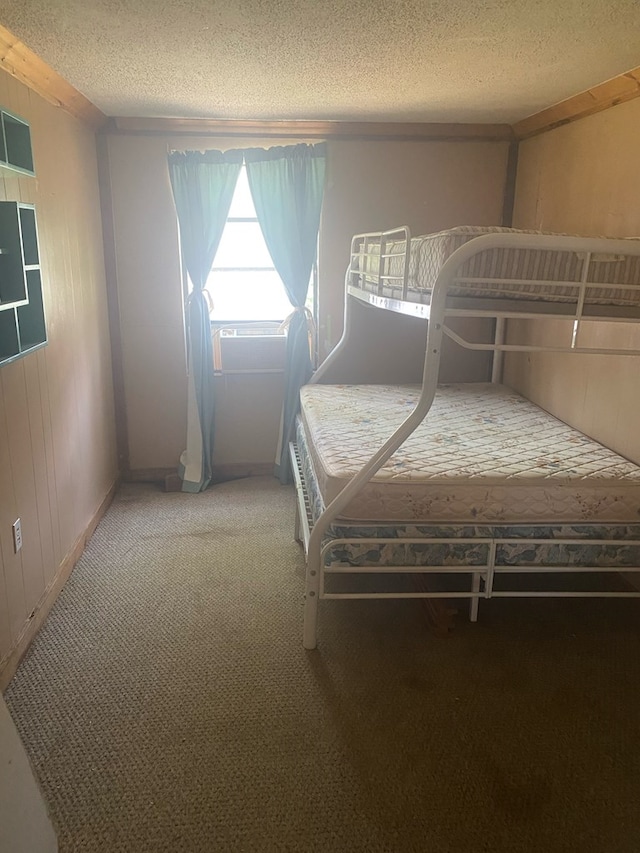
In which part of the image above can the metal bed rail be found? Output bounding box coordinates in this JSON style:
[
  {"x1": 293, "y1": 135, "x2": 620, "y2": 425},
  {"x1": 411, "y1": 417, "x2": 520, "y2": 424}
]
[
  {"x1": 345, "y1": 230, "x2": 640, "y2": 355},
  {"x1": 348, "y1": 226, "x2": 411, "y2": 300},
  {"x1": 320, "y1": 537, "x2": 640, "y2": 622},
  {"x1": 300, "y1": 229, "x2": 640, "y2": 649}
]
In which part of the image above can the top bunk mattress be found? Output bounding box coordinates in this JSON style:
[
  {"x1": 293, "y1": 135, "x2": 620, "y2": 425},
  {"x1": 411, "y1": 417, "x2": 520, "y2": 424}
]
[
  {"x1": 297, "y1": 382, "x2": 640, "y2": 524},
  {"x1": 351, "y1": 225, "x2": 640, "y2": 306}
]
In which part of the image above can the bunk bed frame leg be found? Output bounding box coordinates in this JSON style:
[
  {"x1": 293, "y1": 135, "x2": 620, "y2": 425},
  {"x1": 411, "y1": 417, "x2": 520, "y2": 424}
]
[
  {"x1": 303, "y1": 552, "x2": 321, "y2": 649},
  {"x1": 469, "y1": 573, "x2": 480, "y2": 622},
  {"x1": 294, "y1": 502, "x2": 302, "y2": 545},
  {"x1": 303, "y1": 591, "x2": 319, "y2": 649}
]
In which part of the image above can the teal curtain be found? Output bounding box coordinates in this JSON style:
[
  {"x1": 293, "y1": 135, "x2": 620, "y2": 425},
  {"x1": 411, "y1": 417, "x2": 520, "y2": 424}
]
[
  {"x1": 168, "y1": 149, "x2": 243, "y2": 492},
  {"x1": 244, "y1": 143, "x2": 327, "y2": 482}
]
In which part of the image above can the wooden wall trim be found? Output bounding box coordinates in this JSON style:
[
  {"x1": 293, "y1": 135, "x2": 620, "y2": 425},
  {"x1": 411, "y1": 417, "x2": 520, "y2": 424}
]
[
  {"x1": 110, "y1": 116, "x2": 515, "y2": 142},
  {"x1": 0, "y1": 24, "x2": 107, "y2": 130},
  {"x1": 501, "y1": 141, "x2": 519, "y2": 226},
  {"x1": 211, "y1": 463, "x2": 275, "y2": 483},
  {"x1": 126, "y1": 463, "x2": 275, "y2": 486},
  {"x1": 513, "y1": 66, "x2": 640, "y2": 140},
  {"x1": 0, "y1": 479, "x2": 119, "y2": 691}
]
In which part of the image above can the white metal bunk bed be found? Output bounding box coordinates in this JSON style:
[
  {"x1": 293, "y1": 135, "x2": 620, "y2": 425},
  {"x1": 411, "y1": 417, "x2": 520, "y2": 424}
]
[{"x1": 290, "y1": 226, "x2": 640, "y2": 649}]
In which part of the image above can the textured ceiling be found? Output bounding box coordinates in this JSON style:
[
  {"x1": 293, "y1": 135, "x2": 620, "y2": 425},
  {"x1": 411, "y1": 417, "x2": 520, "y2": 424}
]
[{"x1": 1, "y1": 0, "x2": 640, "y2": 123}]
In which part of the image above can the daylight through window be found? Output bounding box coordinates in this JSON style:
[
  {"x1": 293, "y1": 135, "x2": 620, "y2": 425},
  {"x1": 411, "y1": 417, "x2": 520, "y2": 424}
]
[{"x1": 205, "y1": 165, "x2": 297, "y2": 324}]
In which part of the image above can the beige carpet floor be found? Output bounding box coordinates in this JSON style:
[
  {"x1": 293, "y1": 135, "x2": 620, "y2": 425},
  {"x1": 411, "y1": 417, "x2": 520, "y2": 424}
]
[{"x1": 5, "y1": 477, "x2": 640, "y2": 853}]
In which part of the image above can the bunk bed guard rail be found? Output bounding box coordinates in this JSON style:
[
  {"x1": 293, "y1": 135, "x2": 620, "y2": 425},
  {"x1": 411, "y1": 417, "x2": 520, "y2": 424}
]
[{"x1": 296, "y1": 228, "x2": 640, "y2": 649}]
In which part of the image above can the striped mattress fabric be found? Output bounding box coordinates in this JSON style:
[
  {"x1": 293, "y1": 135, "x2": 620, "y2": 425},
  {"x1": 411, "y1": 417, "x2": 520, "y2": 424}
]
[{"x1": 353, "y1": 226, "x2": 640, "y2": 305}]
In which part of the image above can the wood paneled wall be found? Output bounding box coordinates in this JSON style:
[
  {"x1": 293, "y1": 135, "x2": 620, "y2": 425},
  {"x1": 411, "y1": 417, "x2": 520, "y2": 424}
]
[
  {"x1": 319, "y1": 139, "x2": 510, "y2": 355},
  {"x1": 505, "y1": 98, "x2": 640, "y2": 464},
  {"x1": 103, "y1": 132, "x2": 509, "y2": 473},
  {"x1": 0, "y1": 71, "x2": 117, "y2": 685}
]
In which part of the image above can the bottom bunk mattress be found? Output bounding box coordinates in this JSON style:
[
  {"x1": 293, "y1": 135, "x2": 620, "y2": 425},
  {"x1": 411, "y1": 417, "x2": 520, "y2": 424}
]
[{"x1": 294, "y1": 383, "x2": 640, "y2": 569}]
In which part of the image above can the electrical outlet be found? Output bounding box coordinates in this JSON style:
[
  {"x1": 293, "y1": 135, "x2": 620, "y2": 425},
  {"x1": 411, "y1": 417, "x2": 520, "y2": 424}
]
[{"x1": 12, "y1": 518, "x2": 22, "y2": 553}]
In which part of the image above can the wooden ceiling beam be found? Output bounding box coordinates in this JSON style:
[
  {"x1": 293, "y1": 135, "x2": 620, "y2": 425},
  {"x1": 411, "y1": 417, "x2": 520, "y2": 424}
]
[
  {"x1": 0, "y1": 24, "x2": 107, "y2": 130},
  {"x1": 111, "y1": 116, "x2": 515, "y2": 142},
  {"x1": 513, "y1": 66, "x2": 640, "y2": 140}
]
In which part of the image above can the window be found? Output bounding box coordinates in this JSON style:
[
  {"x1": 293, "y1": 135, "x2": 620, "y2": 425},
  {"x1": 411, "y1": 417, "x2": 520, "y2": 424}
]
[{"x1": 205, "y1": 165, "x2": 296, "y2": 325}]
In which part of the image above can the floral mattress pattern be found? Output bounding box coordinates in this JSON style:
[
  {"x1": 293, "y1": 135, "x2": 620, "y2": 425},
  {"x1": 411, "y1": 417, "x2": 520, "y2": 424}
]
[{"x1": 294, "y1": 406, "x2": 640, "y2": 571}]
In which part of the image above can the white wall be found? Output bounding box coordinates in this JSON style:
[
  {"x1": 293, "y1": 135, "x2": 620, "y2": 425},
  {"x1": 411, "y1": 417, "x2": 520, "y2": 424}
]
[{"x1": 0, "y1": 698, "x2": 57, "y2": 853}]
